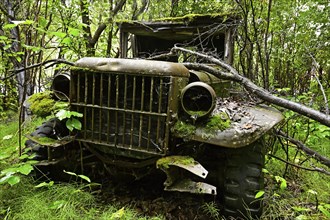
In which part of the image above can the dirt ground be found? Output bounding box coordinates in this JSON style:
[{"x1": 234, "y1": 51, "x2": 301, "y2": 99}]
[{"x1": 98, "y1": 173, "x2": 217, "y2": 220}]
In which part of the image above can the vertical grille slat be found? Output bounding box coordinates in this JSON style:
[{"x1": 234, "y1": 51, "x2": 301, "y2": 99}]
[
  {"x1": 71, "y1": 70, "x2": 172, "y2": 157},
  {"x1": 106, "y1": 75, "x2": 112, "y2": 143},
  {"x1": 83, "y1": 72, "x2": 88, "y2": 139},
  {"x1": 98, "y1": 73, "x2": 103, "y2": 142},
  {"x1": 138, "y1": 77, "x2": 145, "y2": 148}
]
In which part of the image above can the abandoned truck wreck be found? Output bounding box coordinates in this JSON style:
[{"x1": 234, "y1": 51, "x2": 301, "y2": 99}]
[{"x1": 26, "y1": 15, "x2": 283, "y2": 219}]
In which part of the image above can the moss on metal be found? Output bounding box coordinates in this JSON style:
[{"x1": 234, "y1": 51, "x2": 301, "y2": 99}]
[
  {"x1": 156, "y1": 156, "x2": 196, "y2": 169},
  {"x1": 206, "y1": 111, "x2": 231, "y2": 132},
  {"x1": 172, "y1": 121, "x2": 196, "y2": 138},
  {"x1": 28, "y1": 91, "x2": 55, "y2": 118},
  {"x1": 153, "y1": 13, "x2": 234, "y2": 23}
]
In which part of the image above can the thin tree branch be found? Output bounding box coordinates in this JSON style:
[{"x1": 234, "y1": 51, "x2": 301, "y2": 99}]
[
  {"x1": 171, "y1": 46, "x2": 330, "y2": 127},
  {"x1": 268, "y1": 154, "x2": 330, "y2": 175},
  {"x1": 275, "y1": 129, "x2": 330, "y2": 168},
  {"x1": 1, "y1": 59, "x2": 74, "y2": 81}
]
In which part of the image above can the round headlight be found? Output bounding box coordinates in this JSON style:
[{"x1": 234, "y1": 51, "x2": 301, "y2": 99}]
[
  {"x1": 181, "y1": 82, "x2": 216, "y2": 120},
  {"x1": 52, "y1": 73, "x2": 70, "y2": 100}
]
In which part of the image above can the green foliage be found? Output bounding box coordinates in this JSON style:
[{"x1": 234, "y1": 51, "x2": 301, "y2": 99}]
[
  {"x1": 201, "y1": 202, "x2": 221, "y2": 219},
  {"x1": 56, "y1": 109, "x2": 83, "y2": 131},
  {"x1": 0, "y1": 178, "x2": 164, "y2": 220},
  {"x1": 28, "y1": 91, "x2": 55, "y2": 117},
  {"x1": 172, "y1": 121, "x2": 196, "y2": 138},
  {"x1": 206, "y1": 112, "x2": 231, "y2": 131},
  {"x1": 63, "y1": 170, "x2": 91, "y2": 183}
]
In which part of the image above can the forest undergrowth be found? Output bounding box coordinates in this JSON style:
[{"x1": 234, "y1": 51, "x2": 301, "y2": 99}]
[{"x1": 0, "y1": 111, "x2": 329, "y2": 219}]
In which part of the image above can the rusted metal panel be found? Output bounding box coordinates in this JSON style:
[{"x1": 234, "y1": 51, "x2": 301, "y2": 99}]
[{"x1": 75, "y1": 57, "x2": 190, "y2": 77}]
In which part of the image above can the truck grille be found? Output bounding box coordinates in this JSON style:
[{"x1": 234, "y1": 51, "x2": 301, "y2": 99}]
[{"x1": 70, "y1": 70, "x2": 173, "y2": 157}]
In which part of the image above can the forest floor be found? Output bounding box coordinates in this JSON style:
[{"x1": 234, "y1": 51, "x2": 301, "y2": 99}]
[
  {"x1": 97, "y1": 173, "x2": 212, "y2": 220},
  {"x1": 1, "y1": 114, "x2": 329, "y2": 219}
]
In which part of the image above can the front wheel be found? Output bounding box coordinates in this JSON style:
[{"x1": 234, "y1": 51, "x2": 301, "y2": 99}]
[
  {"x1": 205, "y1": 140, "x2": 265, "y2": 219},
  {"x1": 25, "y1": 118, "x2": 70, "y2": 179}
]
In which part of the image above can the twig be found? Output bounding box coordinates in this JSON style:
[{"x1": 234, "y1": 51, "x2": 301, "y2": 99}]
[
  {"x1": 268, "y1": 154, "x2": 330, "y2": 175},
  {"x1": 310, "y1": 55, "x2": 329, "y2": 115},
  {"x1": 275, "y1": 129, "x2": 330, "y2": 168},
  {"x1": 1, "y1": 59, "x2": 74, "y2": 81},
  {"x1": 171, "y1": 46, "x2": 330, "y2": 127}
]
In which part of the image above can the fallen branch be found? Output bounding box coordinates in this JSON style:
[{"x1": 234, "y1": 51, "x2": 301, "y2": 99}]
[
  {"x1": 275, "y1": 130, "x2": 330, "y2": 169},
  {"x1": 171, "y1": 46, "x2": 330, "y2": 127},
  {"x1": 1, "y1": 59, "x2": 74, "y2": 81},
  {"x1": 268, "y1": 154, "x2": 330, "y2": 176}
]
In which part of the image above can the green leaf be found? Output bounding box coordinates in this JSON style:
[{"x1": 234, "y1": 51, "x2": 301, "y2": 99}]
[
  {"x1": 318, "y1": 205, "x2": 330, "y2": 218},
  {"x1": 7, "y1": 176, "x2": 20, "y2": 186},
  {"x1": 51, "y1": 31, "x2": 67, "y2": 39},
  {"x1": 39, "y1": 17, "x2": 48, "y2": 28},
  {"x1": 3, "y1": 24, "x2": 17, "y2": 29},
  {"x1": 0, "y1": 172, "x2": 15, "y2": 184},
  {"x1": 2, "y1": 135, "x2": 13, "y2": 140},
  {"x1": 68, "y1": 27, "x2": 80, "y2": 36},
  {"x1": 64, "y1": 170, "x2": 91, "y2": 182},
  {"x1": 70, "y1": 111, "x2": 83, "y2": 117},
  {"x1": 62, "y1": 37, "x2": 72, "y2": 45},
  {"x1": 255, "y1": 190, "x2": 265, "y2": 199},
  {"x1": 77, "y1": 174, "x2": 91, "y2": 183},
  {"x1": 111, "y1": 207, "x2": 125, "y2": 219},
  {"x1": 12, "y1": 20, "x2": 34, "y2": 25},
  {"x1": 275, "y1": 176, "x2": 287, "y2": 190},
  {"x1": 49, "y1": 200, "x2": 66, "y2": 209},
  {"x1": 295, "y1": 215, "x2": 308, "y2": 220},
  {"x1": 292, "y1": 206, "x2": 311, "y2": 212},
  {"x1": 63, "y1": 170, "x2": 77, "y2": 176},
  {"x1": 56, "y1": 109, "x2": 71, "y2": 120},
  {"x1": 307, "y1": 189, "x2": 318, "y2": 195},
  {"x1": 56, "y1": 110, "x2": 83, "y2": 121},
  {"x1": 17, "y1": 164, "x2": 34, "y2": 175},
  {"x1": 35, "y1": 181, "x2": 54, "y2": 188},
  {"x1": 66, "y1": 118, "x2": 82, "y2": 131}
]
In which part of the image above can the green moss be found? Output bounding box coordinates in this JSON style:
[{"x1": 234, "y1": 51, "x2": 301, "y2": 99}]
[
  {"x1": 157, "y1": 156, "x2": 196, "y2": 169},
  {"x1": 172, "y1": 121, "x2": 196, "y2": 138},
  {"x1": 187, "y1": 110, "x2": 208, "y2": 117},
  {"x1": 206, "y1": 112, "x2": 231, "y2": 132},
  {"x1": 28, "y1": 91, "x2": 55, "y2": 118},
  {"x1": 153, "y1": 13, "x2": 235, "y2": 23}
]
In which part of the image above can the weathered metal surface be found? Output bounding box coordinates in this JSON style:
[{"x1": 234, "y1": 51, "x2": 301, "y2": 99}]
[
  {"x1": 25, "y1": 135, "x2": 74, "y2": 147},
  {"x1": 174, "y1": 101, "x2": 284, "y2": 148},
  {"x1": 156, "y1": 156, "x2": 216, "y2": 195},
  {"x1": 75, "y1": 57, "x2": 190, "y2": 77},
  {"x1": 164, "y1": 179, "x2": 217, "y2": 195},
  {"x1": 157, "y1": 156, "x2": 208, "y2": 179},
  {"x1": 70, "y1": 64, "x2": 188, "y2": 159}
]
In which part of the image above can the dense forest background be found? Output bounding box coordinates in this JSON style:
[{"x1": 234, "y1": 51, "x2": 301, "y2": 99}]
[
  {"x1": 0, "y1": 0, "x2": 329, "y2": 219},
  {"x1": 1, "y1": 0, "x2": 329, "y2": 105}
]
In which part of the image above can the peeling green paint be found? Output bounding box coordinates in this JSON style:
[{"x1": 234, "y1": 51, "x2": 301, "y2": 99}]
[{"x1": 156, "y1": 156, "x2": 196, "y2": 169}]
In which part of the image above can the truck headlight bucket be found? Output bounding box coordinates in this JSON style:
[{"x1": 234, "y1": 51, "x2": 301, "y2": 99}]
[
  {"x1": 181, "y1": 82, "x2": 216, "y2": 119},
  {"x1": 52, "y1": 73, "x2": 70, "y2": 100}
]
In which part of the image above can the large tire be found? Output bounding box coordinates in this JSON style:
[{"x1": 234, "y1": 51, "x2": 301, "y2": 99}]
[
  {"x1": 222, "y1": 140, "x2": 265, "y2": 219},
  {"x1": 25, "y1": 118, "x2": 68, "y2": 159},
  {"x1": 204, "y1": 140, "x2": 265, "y2": 219},
  {"x1": 25, "y1": 118, "x2": 69, "y2": 179}
]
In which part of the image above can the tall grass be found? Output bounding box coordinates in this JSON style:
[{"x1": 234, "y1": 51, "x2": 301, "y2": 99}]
[{"x1": 0, "y1": 114, "x2": 163, "y2": 220}]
